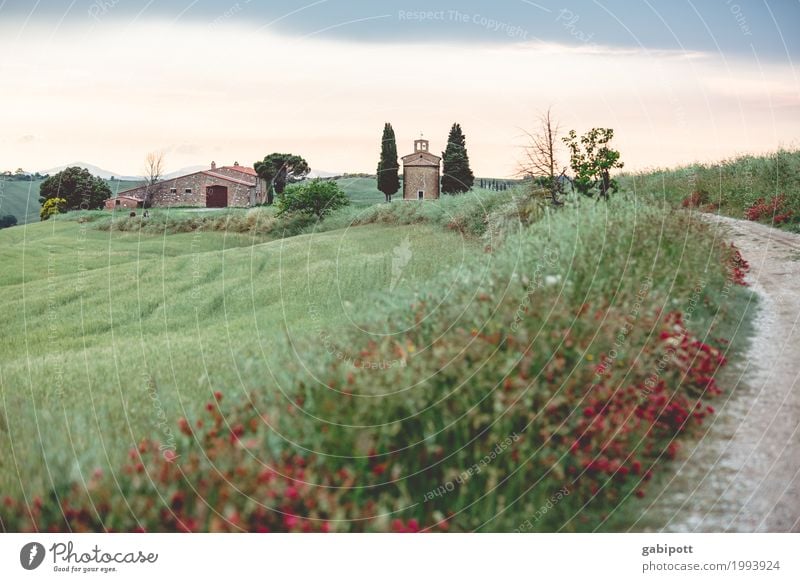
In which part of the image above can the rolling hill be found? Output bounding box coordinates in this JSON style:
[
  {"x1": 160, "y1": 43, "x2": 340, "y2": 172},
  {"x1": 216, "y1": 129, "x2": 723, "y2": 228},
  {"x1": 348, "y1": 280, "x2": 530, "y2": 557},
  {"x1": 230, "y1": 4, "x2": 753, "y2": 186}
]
[{"x1": 0, "y1": 177, "x2": 142, "y2": 225}]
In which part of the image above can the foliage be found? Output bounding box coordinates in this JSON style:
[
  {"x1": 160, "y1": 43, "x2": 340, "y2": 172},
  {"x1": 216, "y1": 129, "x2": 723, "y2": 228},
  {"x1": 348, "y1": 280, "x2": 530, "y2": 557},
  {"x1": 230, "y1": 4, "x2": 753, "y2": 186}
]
[
  {"x1": 680, "y1": 190, "x2": 710, "y2": 209},
  {"x1": 617, "y1": 149, "x2": 800, "y2": 230},
  {"x1": 0, "y1": 214, "x2": 17, "y2": 229},
  {"x1": 441, "y1": 123, "x2": 475, "y2": 194},
  {"x1": 276, "y1": 179, "x2": 350, "y2": 220},
  {"x1": 38, "y1": 166, "x2": 111, "y2": 211},
  {"x1": 254, "y1": 153, "x2": 310, "y2": 205},
  {"x1": 744, "y1": 194, "x2": 792, "y2": 224},
  {"x1": 39, "y1": 197, "x2": 66, "y2": 221},
  {"x1": 727, "y1": 243, "x2": 750, "y2": 286},
  {"x1": 563, "y1": 128, "x2": 623, "y2": 199},
  {"x1": 376, "y1": 123, "x2": 400, "y2": 201}
]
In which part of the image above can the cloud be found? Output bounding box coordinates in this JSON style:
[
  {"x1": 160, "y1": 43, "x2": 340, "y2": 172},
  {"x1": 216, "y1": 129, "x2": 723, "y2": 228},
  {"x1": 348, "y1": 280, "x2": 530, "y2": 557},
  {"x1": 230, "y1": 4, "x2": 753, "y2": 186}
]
[{"x1": 0, "y1": 22, "x2": 797, "y2": 175}]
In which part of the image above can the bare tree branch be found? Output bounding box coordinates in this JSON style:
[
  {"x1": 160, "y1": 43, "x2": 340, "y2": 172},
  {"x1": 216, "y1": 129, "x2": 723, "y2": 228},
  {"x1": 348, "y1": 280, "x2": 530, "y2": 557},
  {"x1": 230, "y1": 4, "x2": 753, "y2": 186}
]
[
  {"x1": 143, "y1": 151, "x2": 165, "y2": 207},
  {"x1": 517, "y1": 108, "x2": 567, "y2": 204}
]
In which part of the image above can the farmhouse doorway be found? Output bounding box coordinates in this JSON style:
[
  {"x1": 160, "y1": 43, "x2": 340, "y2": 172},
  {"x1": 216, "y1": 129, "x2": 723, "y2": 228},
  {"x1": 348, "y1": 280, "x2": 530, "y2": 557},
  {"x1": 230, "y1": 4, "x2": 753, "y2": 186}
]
[{"x1": 206, "y1": 185, "x2": 228, "y2": 208}]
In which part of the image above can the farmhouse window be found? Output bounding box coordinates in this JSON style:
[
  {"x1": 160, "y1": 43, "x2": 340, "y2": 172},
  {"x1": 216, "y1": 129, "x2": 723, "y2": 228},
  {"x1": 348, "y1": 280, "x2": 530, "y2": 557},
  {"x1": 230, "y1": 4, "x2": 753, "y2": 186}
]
[
  {"x1": 185, "y1": 188, "x2": 192, "y2": 194},
  {"x1": 170, "y1": 187, "x2": 177, "y2": 194}
]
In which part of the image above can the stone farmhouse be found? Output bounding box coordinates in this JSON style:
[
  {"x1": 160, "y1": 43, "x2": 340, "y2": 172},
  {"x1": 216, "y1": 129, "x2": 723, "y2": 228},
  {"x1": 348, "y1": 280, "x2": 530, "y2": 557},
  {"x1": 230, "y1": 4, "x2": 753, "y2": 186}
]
[
  {"x1": 401, "y1": 138, "x2": 440, "y2": 200},
  {"x1": 104, "y1": 162, "x2": 267, "y2": 209}
]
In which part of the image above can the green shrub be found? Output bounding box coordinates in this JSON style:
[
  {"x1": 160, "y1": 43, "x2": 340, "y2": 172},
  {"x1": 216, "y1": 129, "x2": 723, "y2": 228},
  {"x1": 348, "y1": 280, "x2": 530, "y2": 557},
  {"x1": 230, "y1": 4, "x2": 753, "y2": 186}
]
[{"x1": 619, "y1": 148, "x2": 800, "y2": 228}]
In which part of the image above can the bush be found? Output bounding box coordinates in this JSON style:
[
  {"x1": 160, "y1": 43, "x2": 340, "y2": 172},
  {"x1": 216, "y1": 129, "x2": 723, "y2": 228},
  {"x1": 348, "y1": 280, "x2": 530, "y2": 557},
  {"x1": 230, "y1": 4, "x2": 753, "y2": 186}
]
[
  {"x1": 744, "y1": 193, "x2": 793, "y2": 224},
  {"x1": 276, "y1": 179, "x2": 349, "y2": 220},
  {"x1": 680, "y1": 190, "x2": 709, "y2": 208},
  {"x1": 40, "y1": 197, "x2": 66, "y2": 221}
]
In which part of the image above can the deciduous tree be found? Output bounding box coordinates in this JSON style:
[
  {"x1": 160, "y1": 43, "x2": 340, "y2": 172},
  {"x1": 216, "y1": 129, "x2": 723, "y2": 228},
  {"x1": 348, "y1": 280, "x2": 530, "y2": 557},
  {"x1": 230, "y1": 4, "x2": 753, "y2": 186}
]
[
  {"x1": 518, "y1": 108, "x2": 567, "y2": 204},
  {"x1": 562, "y1": 128, "x2": 623, "y2": 199},
  {"x1": 38, "y1": 167, "x2": 110, "y2": 211},
  {"x1": 143, "y1": 151, "x2": 165, "y2": 208},
  {"x1": 254, "y1": 153, "x2": 310, "y2": 205}
]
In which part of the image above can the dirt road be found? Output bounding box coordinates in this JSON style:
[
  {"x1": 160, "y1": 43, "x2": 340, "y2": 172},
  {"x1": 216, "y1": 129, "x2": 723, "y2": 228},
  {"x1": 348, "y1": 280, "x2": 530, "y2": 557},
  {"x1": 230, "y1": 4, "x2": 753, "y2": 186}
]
[{"x1": 637, "y1": 214, "x2": 800, "y2": 532}]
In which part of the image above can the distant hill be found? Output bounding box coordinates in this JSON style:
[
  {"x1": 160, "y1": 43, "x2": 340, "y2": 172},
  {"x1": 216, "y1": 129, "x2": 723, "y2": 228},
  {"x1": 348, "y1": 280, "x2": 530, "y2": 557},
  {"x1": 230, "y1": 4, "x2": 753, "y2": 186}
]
[
  {"x1": 39, "y1": 162, "x2": 215, "y2": 181},
  {"x1": 308, "y1": 169, "x2": 343, "y2": 179},
  {"x1": 40, "y1": 162, "x2": 139, "y2": 181},
  {"x1": 0, "y1": 177, "x2": 141, "y2": 225},
  {"x1": 164, "y1": 165, "x2": 207, "y2": 179}
]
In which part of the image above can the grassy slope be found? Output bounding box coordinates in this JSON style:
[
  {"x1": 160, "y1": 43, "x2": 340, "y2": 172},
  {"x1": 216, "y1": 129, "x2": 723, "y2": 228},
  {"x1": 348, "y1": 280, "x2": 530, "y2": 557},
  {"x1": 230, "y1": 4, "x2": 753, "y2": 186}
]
[
  {"x1": 0, "y1": 218, "x2": 476, "y2": 495},
  {"x1": 334, "y1": 176, "x2": 385, "y2": 206},
  {"x1": 0, "y1": 178, "x2": 140, "y2": 225},
  {"x1": 618, "y1": 149, "x2": 800, "y2": 230},
  {"x1": 0, "y1": 188, "x2": 753, "y2": 532}
]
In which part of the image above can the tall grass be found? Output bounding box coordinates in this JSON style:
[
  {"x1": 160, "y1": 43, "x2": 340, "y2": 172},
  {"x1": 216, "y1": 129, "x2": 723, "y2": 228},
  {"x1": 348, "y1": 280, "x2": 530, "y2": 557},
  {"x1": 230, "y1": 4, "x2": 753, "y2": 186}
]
[
  {"x1": 0, "y1": 190, "x2": 753, "y2": 532},
  {"x1": 618, "y1": 148, "x2": 800, "y2": 229},
  {"x1": 0, "y1": 221, "x2": 476, "y2": 499}
]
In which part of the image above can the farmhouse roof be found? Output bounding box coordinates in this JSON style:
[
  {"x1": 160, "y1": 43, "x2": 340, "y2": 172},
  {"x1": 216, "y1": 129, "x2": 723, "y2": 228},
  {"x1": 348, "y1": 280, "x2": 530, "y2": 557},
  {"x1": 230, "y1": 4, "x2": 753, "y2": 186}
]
[
  {"x1": 220, "y1": 165, "x2": 258, "y2": 177},
  {"x1": 201, "y1": 170, "x2": 256, "y2": 186},
  {"x1": 109, "y1": 194, "x2": 144, "y2": 201}
]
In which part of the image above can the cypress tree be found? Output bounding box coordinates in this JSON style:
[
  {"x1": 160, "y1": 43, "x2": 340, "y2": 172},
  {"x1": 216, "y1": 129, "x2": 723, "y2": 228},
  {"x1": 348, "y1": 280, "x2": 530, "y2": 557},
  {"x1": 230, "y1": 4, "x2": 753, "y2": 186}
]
[
  {"x1": 376, "y1": 123, "x2": 400, "y2": 202},
  {"x1": 441, "y1": 123, "x2": 475, "y2": 194}
]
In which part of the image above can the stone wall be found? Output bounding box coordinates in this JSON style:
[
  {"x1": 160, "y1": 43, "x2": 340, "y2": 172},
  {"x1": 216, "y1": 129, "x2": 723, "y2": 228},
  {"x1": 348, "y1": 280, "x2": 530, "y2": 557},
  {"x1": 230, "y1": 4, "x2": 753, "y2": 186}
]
[
  {"x1": 403, "y1": 166, "x2": 440, "y2": 200},
  {"x1": 104, "y1": 197, "x2": 140, "y2": 210},
  {"x1": 116, "y1": 173, "x2": 255, "y2": 208}
]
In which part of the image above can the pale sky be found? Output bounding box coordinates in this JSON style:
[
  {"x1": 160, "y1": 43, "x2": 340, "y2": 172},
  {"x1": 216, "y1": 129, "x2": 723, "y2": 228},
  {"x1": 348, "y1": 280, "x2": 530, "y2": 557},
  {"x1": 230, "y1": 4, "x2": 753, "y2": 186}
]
[{"x1": 0, "y1": 1, "x2": 798, "y2": 177}]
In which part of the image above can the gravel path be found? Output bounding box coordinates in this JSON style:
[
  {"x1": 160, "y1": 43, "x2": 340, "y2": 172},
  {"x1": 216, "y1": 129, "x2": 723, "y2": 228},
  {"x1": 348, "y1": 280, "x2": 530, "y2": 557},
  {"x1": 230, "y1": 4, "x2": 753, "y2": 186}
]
[{"x1": 638, "y1": 214, "x2": 800, "y2": 532}]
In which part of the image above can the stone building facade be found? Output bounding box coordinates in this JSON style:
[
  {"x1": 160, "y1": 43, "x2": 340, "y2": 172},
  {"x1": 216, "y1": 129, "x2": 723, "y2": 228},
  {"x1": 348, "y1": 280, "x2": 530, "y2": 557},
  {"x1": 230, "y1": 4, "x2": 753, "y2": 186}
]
[
  {"x1": 401, "y1": 139, "x2": 440, "y2": 200},
  {"x1": 105, "y1": 162, "x2": 267, "y2": 209},
  {"x1": 104, "y1": 195, "x2": 142, "y2": 210}
]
